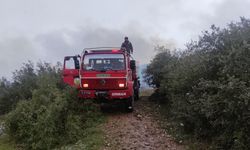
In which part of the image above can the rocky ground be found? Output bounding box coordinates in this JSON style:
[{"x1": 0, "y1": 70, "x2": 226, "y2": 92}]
[{"x1": 101, "y1": 96, "x2": 185, "y2": 150}]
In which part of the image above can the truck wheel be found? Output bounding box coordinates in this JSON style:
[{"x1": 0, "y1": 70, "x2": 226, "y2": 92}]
[
  {"x1": 134, "y1": 89, "x2": 139, "y2": 101},
  {"x1": 126, "y1": 96, "x2": 134, "y2": 112}
]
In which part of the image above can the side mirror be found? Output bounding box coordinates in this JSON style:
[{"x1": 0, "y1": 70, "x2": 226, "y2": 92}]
[
  {"x1": 73, "y1": 56, "x2": 80, "y2": 69},
  {"x1": 130, "y1": 60, "x2": 136, "y2": 70}
]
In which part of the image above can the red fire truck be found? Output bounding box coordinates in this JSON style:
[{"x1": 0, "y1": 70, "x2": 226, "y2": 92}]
[{"x1": 62, "y1": 47, "x2": 140, "y2": 112}]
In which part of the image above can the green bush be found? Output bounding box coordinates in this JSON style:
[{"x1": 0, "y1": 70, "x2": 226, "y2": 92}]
[
  {"x1": 3, "y1": 62, "x2": 104, "y2": 150},
  {"x1": 144, "y1": 18, "x2": 250, "y2": 149},
  {"x1": 0, "y1": 61, "x2": 38, "y2": 115},
  {"x1": 6, "y1": 87, "x2": 79, "y2": 149}
]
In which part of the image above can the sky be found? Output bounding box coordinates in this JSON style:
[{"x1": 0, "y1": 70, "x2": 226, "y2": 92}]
[{"x1": 0, "y1": 0, "x2": 250, "y2": 78}]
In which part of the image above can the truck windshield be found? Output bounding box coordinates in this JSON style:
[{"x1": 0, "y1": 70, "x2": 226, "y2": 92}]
[{"x1": 83, "y1": 54, "x2": 125, "y2": 71}]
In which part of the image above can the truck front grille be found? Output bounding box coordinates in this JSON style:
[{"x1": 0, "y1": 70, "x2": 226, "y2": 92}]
[{"x1": 82, "y1": 78, "x2": 126, "y2": 90}]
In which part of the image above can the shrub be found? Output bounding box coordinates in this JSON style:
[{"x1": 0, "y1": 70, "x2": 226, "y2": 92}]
[
  {"x1": 0, "y1": 61, "x2": 38, "y2": 115},
  {"x1": 3, "y1": 62, "x2": 104, "y2": 150},
  {"x1": 144, "y1": 18, "x2": 250, "y2": 149}
]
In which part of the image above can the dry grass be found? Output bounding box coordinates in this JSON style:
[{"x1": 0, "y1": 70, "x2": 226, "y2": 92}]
[{"x1": 140, "y1": 88, "x2": 155, "y2": 97}]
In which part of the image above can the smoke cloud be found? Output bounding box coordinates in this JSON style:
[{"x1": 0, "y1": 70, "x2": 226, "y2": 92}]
[
  {"x1": 0, "y1": 25, "x2": 171, "y2": 78},
  {"x1": 1, "y1": 0, "x2": 250, "y2": 78}
]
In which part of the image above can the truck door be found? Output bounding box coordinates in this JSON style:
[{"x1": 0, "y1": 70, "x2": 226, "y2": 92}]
[{"x1": 63, "y1": 55, "x2": 81, "y2": 87}]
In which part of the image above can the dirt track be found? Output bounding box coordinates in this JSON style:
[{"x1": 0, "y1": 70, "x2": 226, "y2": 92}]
[{"x1": 101, "y1": 96, "x2": 184, "y2": 150}]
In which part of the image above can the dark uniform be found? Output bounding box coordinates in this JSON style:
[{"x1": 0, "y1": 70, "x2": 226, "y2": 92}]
[{"x1": 121, "y1": 37, "x2": 133, "y2": 54}]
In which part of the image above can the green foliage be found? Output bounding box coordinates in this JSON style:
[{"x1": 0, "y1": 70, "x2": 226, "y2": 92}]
[
  {"x1": 0, "y1": 77, "x2": 12, "y2": 114},
  {"x1": 1, "y1": 62, "x2": 104, "y2": 150},
  {"x1": 0, "y1": 61, "x2": 64, "y2": 115},
  {"x1": 0, "y1": 135, "x2": 16, "y2": 150},
  {"x1": 0, "y1": 61, "x2": 38, "y2": 114},
  {"x1": 144, "y1": 18, "x2": 250, "y2": 149},
  {"x1": 143, "y1": 46, "x2": 179, "y2": 88}
]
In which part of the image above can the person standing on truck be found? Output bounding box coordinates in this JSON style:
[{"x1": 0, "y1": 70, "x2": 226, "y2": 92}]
[{"x1": 121, "y1": 36, "x2": 133, "y2": 54}]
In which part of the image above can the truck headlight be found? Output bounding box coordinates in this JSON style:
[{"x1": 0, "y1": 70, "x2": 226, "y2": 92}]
[
  {"x1": 83, "y1": 83, "x2": 89, "y2": 88},
  {"x1": 119, "y1": 83, "x2": 125, "y2": 88}
]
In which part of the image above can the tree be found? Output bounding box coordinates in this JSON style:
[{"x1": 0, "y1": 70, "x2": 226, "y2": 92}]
[{"x1": 144, "y1": 18, "x2": 250, "y2": 149}]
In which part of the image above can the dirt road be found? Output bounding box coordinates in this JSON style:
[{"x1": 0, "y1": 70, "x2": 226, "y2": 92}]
[{"x1": 101, "y1": 96, "x2": 184, "y2": 150}]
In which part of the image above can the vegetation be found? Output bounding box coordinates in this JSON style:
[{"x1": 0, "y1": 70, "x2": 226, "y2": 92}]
[
  {"x1": 144, "y1": 18, "x2": 250, "y2": 149},
  {"x1": 0, "y1": 134, "x2": 16, "y2": 150},
  {"x1": 0, "y1": 62, "x2": 105, "y2": 150}
]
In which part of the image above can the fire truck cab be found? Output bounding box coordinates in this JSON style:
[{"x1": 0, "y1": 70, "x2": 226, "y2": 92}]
[{"x1": 62, "y1": 47, "x2": 140, "y2": 112}]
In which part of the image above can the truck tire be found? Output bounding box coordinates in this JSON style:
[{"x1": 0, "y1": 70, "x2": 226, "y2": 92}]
[
  {"x1": 134, "y1": 89, "x2": 139, "y2": 101},
  {"x1": 134, "y1": 80, "x2": 140, "y2": 101},
  {"x1": 126, "y1": 95, "x2": 134, "y2": 112}
]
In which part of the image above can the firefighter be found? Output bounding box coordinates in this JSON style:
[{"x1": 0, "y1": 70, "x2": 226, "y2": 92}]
[{"x1": 121, "y1": 36, "x2": 133, "y2": 54}]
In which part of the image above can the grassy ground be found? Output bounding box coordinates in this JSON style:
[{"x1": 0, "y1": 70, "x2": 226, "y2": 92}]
[
  {"x1": 0, "y1": 102, "x2": 106, "y2": 150},
  {"x1": 58, "y1": 104, "x2": 106, "y2": 150},
  {"x1": 0, "y1": 128, "x2": 105, "y2": 150},
  {"x1": 56, "y1": 122, "x2": 105, "y2": 150},
  {"x1": 0, "y1": 135, "x2": 17, "y2": 150}
]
